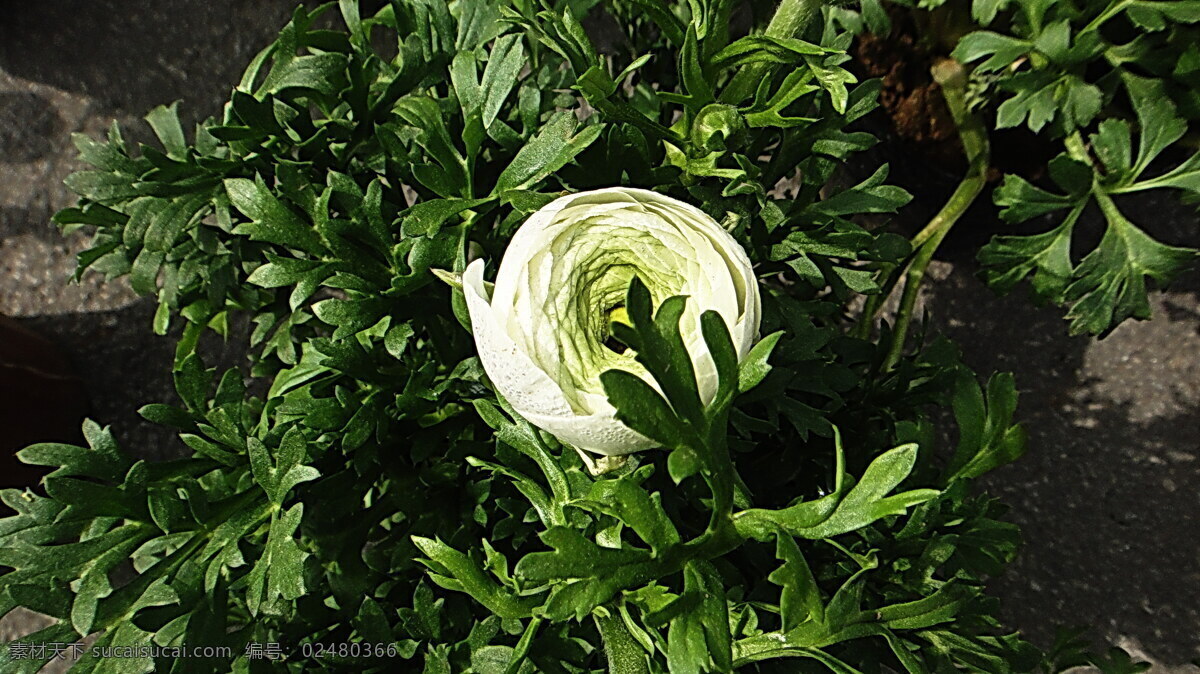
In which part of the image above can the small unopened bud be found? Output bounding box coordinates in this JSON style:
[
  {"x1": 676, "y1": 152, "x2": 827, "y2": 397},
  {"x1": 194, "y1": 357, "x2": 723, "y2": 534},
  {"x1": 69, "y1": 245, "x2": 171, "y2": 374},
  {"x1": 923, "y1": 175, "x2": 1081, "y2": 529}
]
[{"x1": 690, "y1": 103, "x2": 749, "y2": 153}]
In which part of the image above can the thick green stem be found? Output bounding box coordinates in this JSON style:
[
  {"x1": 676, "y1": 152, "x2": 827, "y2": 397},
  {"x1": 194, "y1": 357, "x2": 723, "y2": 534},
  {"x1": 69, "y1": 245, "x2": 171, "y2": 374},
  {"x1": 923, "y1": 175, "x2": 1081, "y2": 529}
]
[
  {"x1": 881, "y1": 59, "x2": 990, "y2": 371},
  {"x1": 595, "y1": 607, "x2": 650, "y2": 674},
  {"x1": 720, "y1": 0, "x2": 824, "y2": 104}
]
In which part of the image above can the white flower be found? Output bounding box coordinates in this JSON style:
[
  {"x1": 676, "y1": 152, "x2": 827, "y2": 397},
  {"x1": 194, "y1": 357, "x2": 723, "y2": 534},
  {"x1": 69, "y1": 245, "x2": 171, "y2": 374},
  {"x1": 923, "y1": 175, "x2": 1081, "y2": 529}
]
[{"x1": 464, "y1": 187, "x2": 760, "y2": 456}]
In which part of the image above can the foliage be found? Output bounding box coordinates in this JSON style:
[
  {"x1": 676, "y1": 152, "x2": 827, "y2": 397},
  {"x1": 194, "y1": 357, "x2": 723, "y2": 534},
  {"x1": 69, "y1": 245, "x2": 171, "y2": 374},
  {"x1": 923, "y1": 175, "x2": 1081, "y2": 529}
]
[
  {"x1": 842, "y1": 0, "x2": 1200, "y2": 336},
  {"x1": 0, "y1": 1, "x2": 1146, "y2": 673}
]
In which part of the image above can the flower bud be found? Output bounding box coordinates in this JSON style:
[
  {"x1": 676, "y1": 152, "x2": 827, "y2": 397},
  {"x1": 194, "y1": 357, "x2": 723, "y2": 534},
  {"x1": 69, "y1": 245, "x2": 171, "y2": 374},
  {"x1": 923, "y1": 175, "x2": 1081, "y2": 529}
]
[
  {"x1": 690, "y1": 104, "x2": 749, "y2": 153},
  {"x1": 464, "y1": 188, "x2": 760, "y2": 456}
]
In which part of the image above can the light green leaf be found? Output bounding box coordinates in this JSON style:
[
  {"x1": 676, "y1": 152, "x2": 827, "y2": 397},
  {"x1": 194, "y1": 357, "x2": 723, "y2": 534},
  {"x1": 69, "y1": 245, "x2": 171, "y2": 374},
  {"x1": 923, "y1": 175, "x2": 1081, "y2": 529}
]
[
  {"x1": 412, "y1": 536, "x2": 536, "y2": 620},
  {"x1": 481, "y1": 35, "x2": 525, "y2": 129},
  {"x1": 144, "y1": 102, "x2": 187, "y2": 160},
  {"x1": 952, "y1": 31, "x2": 1030, "y2": 72},
  {"x1": 737, "y1": 331, "x2": 783, "y2": 394},
  {"x1": 494, "y1": 113, "x2": 602, "y2": 192}
]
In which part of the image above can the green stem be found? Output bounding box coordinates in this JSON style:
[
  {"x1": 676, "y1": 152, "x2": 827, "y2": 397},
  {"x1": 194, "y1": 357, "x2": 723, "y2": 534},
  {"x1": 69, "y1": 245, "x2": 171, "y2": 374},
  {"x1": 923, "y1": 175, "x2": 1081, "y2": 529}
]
[
  {"x1": 595, "y1": 607, "x2": 650, "y2": 674},
  {"x1": 1080, "y1": 0, "x2": 1132, "y2": 36},
  {"x1": 1063, "y1": 130, "x2": 1093, "y2": 166},
  {"x1": 505, "y1": 617, "x2": 543, "y2": 674},
  {"x1": 852, "y1": 261, "x2": 896, "y2": 339},
  {"x1": 881, "y1": 59, "x2": 990, "y2": 371},
  {"x1": 720, "y1": 0, "x2": 824, "y2": 104}
]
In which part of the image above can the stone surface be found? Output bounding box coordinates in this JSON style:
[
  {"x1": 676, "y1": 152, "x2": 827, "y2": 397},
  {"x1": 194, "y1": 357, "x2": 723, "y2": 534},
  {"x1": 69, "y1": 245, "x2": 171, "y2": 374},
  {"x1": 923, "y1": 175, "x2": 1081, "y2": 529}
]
[{"x1": 0, "y1": 2, "x2": 1197, "y2": 671}]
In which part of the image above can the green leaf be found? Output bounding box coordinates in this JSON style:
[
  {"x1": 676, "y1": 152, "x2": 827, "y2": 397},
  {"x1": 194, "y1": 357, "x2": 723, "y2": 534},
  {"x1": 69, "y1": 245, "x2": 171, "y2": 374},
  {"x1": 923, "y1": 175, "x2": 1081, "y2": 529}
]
[
  {"x1": 952, "y1": 31, "x2": 1030, "y2": 72},
  {"x1": 17, "y1": 422, "x2": 131, "y2": 482},
  {"x1": 667, "y1": 446, "x2": 702, "y2": 485},
  {"x1": 412, "y1": 536, "x2": 535, "y2": 620},
  {"x1": 312, "y1": 296, "x2": 388, "y2": 339},
  {"x1": 803, "y1": 55, "x2": 857, "y2": 114},
  {"x1": 225, "y1": 177, "x2": 325, "y2": 254},
  {"x1": 699, "y1": 310, "x2": 738, "y2": 409},
  {"x1": 877, "y1": 582, "x2": 977, "y2": 630},
  {"x1": 494, "y1": 113, "x2": 602, "y2": 192},
  {"x1": 173, "y1": 352, "x2": 212, "y2": 412},
  {"x1": 1062, "y1": 202, "x2": 1198, "y2": 335},
  {"x1": 712, "y1": 36, "x2": 828, "y2": 67},
  {"x1": 737, "y1": 332, "x2": 783, "y2": 394},
  {"x1": 471, "y1": 645, "x2": 518, "y2": 674},
  {"x1": 248, "y1": 426, "x2": 319, "y2": 505},
  {"x1": 769, "y1": 533, "x2": 824, "y2": 630},
  {"x1": 473, "y1": 398, "x2": 572, "y2": 514},
  {"x1": 808, "y1": 164, "x2": 911, "y2": 217},
  {"x1": 401, "y1": 197, "x2": 492, "y2": 237},
  {"x1": 260, "y1": 503, "x2": 308, "y2": 611},
  {"x1": 993, "y1": 174, "x2": 1077, "y2": 223},
  {"x1": 680, "y1": 27, "x2": 715, "y2": 108},
  {"x1": 144, "y1": 102, "x2": 187, "y2": 160},
  {"x1": 736, "y1": 438, "x2": 939, "y2": 540},
  {"x1": 943, "y1": 371, "x2": 1026, "y2": 482},
  {"x1": 65, "y1": 170, "x2": 143, "y2": 203},
  {"x1": 451, "y1": 51, "x2": 483, "y2": 116},
  {"x1": 861, "y1": 0, "x2": 892, "y2": 33},
  {"x1": 972, "y1": 0, "x2": 1009, "y2": 24},
  {"x1": 743, "y1": 69, "x2": 819, "y2": 128},
  {"x1": 1125, "y1": 1, "x2": 1200, "y2": 30},
  {"x1": 1061, "y1": 76, "x2": 1102, "y2": 128},
  {"x1": 600, "y1": 370, "x2": 683, "y2": 448},
  {"x1": 514, "y1": 526, "x2": 654, "y2": 620},
  {"x1": 624, "y1": 0, "x2": 685, "y2": 44},
  {"x1": 1125, "y1": 153, "x2": 1200, "y2": 193},
  {"x1": 796, "y1": 444, "x2": 938, "y2": 539},
  {"x1": 246, "y1": 255, "x2": 327, "y2": 288},
  {"x1": 1047, "y1": 155, "x2": 1092, "y2": 196},
  {"x1": 0, "y1": 622, "x2": 80, "y2": 674},
  {"x1": 480, "y1": 35, "x2": 525, "y2": 129},
  {"x1": 609, "y1": 279, "x2": 705, "y2": 425},
  {"x1": 995, "y1": 78, "x2": 1057, "y2": 132},
  {"x1": 583, "y1": 475, "x2": 680, "y2": 553},
  {"x1": 1123, "y1": 74, "x2": 1186, "y2": 178},
  {"x1": 1092, "y1": 119, "x2": 1133, "y2": 181},
  {"x1": 978, "y1": 209, "x2": 1078, "y2": 301},
  {"x1": 666, "y1": 562, "x2": 732, "y2": 674},
  {"x1": 260, "y1": 53, "x2": 347, "y2": 96},
  {"x1": 385, "y1": 321, "x2": 415, "y2": 359}
]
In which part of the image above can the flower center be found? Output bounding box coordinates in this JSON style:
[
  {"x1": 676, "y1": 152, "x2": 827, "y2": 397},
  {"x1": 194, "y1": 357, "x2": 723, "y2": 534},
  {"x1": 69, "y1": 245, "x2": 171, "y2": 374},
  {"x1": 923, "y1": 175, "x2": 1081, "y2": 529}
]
[{"x1": 603, "y1": 305, "x2": 631, "y2": 354}]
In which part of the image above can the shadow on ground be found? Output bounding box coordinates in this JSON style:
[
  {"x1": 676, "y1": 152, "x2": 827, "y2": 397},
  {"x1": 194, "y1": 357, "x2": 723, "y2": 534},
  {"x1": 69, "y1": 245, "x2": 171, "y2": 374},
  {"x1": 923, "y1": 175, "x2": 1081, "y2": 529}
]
[
  {"x1": 16, "y1": 301, "x2": 249, "y2": 463},
  {"x1": 0, "y1": 0, "x2": 296, "y2": 124},
  {"x1": 927, "y1": 262, "x2": 1200, "y2": 666},
  {"x1": 888, "y1": 138, "x2": 1200, "y2": 665}
]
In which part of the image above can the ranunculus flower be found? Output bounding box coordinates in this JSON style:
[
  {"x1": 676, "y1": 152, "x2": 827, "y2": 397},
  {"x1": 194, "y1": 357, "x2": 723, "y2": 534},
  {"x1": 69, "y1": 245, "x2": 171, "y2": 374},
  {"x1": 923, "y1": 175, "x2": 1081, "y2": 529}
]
[{"x1": 464, "y1": 187, "x2": 760, "y2": 456}]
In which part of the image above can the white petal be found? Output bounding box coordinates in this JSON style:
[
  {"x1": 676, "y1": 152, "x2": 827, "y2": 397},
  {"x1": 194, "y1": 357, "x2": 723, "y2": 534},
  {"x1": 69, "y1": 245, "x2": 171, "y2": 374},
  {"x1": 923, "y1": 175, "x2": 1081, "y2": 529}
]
[
  {"x1": 521, "y1": 400, "x2": 657, "y2": 457},
  {"x1": 463, "y1": 260, "x2": 575, "y2": 419}
]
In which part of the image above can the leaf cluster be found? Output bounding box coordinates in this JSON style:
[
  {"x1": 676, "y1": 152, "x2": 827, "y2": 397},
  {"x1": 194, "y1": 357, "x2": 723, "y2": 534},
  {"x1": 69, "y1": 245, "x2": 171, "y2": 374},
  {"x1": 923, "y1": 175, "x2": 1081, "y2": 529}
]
[{"x1": 840, "y1": 0, "x2": 1200, "y2": 335}]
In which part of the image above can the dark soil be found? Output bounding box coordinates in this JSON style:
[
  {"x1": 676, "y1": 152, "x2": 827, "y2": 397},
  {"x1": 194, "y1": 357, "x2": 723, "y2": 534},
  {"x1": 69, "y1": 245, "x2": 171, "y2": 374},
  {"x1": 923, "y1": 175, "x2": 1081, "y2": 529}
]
[
  {"x1": 852, "y1": 23, "x2": 964, "y2": 170},
  {"x1": 850, "y1": 9, "x2": 1057, "y2": 186}
]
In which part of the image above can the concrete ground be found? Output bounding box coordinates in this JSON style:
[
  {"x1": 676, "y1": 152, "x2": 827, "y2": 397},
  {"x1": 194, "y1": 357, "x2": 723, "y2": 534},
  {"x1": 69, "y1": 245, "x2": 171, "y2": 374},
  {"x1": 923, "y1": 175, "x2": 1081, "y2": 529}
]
[{"x1": 0, "y1": 2, "x2": 1196, "y2": 671}]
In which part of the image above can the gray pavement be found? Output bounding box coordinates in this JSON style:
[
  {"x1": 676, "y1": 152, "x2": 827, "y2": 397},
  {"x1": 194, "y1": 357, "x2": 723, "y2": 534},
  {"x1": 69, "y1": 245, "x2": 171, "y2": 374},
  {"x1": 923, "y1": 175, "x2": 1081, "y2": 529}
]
[{"x1": 0, "y1": 2, "x2": 1196, "y2": 671}]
